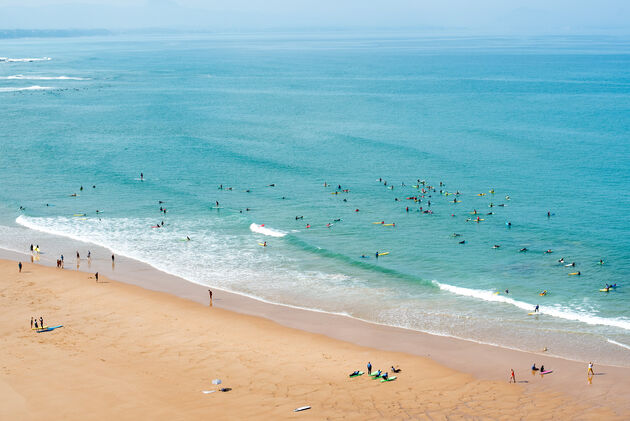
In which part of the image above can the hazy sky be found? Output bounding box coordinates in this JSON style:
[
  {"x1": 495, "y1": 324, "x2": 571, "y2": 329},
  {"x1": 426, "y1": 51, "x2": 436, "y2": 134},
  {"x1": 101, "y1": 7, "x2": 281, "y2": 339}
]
[{"x1": 1, "y1": 0, "x2": 629, "y2": 34}]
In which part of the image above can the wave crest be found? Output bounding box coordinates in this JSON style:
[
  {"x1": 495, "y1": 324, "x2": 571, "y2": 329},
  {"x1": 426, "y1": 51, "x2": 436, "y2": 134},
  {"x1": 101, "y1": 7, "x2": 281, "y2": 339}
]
[
  {"x1": 433, "y1": 281, "x2": 630, "y2": 331},
  {"x1": 0, "y1": 85, "x2": 54, "y2": 92},
  {"x1": 249, "y1": 223, "x2": 287, "y2": 237}
]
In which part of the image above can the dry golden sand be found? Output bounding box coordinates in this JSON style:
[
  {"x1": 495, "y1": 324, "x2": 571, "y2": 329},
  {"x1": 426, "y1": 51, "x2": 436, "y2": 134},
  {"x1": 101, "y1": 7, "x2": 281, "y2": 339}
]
[{"x1": 0, "y1": 260, "x2": 625, "y2": 420}]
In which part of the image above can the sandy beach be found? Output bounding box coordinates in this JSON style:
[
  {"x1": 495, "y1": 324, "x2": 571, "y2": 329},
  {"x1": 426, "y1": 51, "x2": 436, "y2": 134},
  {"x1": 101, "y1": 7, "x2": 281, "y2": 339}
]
[{"x1": 1, "y1": 256, "x2": 629, "y2": 420}]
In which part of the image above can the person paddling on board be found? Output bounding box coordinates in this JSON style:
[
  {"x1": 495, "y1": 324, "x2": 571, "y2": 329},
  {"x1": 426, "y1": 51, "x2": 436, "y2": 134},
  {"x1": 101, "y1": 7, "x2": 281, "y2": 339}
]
[{"x1": 559, "y1": 258, "x2": 565, "y2": 263}]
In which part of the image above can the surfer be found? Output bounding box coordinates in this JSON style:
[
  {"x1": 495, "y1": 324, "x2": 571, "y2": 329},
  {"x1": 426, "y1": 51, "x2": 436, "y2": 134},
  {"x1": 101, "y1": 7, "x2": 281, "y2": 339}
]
[
  {"x1": 493, "y1": 245, "x2": 500, "y2": 249},
  {"x1": 599, "y1": 259, "x2": 604, "y2": 265},
  {"x1": 391, "y1": 366, "x2": 401, "y2": 373},
  {"x1": 540, "y1": 365, "x2": 545, "y2": 373},
  {"x1": 505, "y1": 289, "x2": 509, "y2": 294},
  {"x1": 382, "y1": 372, "x2": 389, "y2": 381},
  {"x1": 367, "y1": 362, "x2": 372, "y2": 375},
  {"x1": 95, "y1": 272, "x2": 99, "y2": 283},
  {"x1": 558, "y1": 258, "x2": 565, "y2": 263},
  {"x1": 186, "y1": 236, "x2": 191, "y2": 241},
  {"x1": 534, "y1": 305, "x2": 540, "y2": 313},
  {"x1": 565, "y1": 262, "x2": 576, "y2": 267},
  {"x1": 18, "y1": 262, "x2": 22, "y2": 272},
  {"x1": 545, "y1": 249, "x2": 553, "y2": 254},
  {"x1": 520, "y1": 248, "x2": 528, "y2": 252},
  {"x1": 349, "y1": 371, "x2": 360, "y2": 377},
  {"x1": 375, "y1": 251, "x2": 379, "y2": 259},
  {"x1": 140, "y1": 172, "x2": 144, "y2": 181},
  {"x1": 215, "y1": 201, "x2": 219, "y2": 207},
  {"x1": 531, "y1": 363, "x2": 538, "y2": 371}
]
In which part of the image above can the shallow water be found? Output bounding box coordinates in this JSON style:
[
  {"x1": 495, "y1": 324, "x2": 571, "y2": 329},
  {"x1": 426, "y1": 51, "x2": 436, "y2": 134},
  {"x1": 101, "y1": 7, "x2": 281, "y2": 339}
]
[{"x1": 1, "y1": 33, "x2": 629, "y2": 365}]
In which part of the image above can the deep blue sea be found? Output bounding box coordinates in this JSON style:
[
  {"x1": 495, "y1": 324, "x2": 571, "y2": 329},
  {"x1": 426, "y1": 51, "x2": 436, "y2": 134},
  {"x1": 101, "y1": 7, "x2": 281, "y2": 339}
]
[{"x1": 1, "y1": 33, "x2": 629, "y2": 365}]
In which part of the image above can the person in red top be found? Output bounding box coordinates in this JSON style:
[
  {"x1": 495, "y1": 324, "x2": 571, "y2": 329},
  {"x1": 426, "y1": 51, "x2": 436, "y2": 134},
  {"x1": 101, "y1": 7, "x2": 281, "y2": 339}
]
[{"x1": 509, "y1": 369, "x2": 516, "y2": 383}]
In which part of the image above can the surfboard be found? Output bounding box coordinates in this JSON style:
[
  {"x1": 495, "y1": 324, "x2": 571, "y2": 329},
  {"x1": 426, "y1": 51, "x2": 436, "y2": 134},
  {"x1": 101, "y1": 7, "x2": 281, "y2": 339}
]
[
  {"x1": 377, "y1": 252, "x2": 390, "y2": 256},
  {"x1": 568, "y1": 272, "x2": 580, "y2": 276},
  {"x1": 541, "y1": 370, "x2": 553, "y2": 375},
  {"x1": 32, "y1": 326, "x2": 48, "y2": 330},
  {"x1": 294, "y1": 406, "x2": 311, "y2": 412},
  {"x1": 528, "y1": 312, "x2": 539, "y2": 316},
  {"x1": 383, "y1": 224, "x2": 395, "y2": 226},
  {"x1": 380, "y1": 376, "x2": 397, "y2": 382},
  {"x1": 372, "y1": 222, "x2": 385, "y2": 224},
  {"x1": 600, "y1": 289, "x2": 610, "y2": 292},
  {"x1": 73, "y1": 213, "x2": 86, "y2": 217},
  {"x1": 258, "y1": 243, "x2": 267, "y2": 247},
  {"x1": 36, "y1": 325, "x2": 63, "y2": 332}
]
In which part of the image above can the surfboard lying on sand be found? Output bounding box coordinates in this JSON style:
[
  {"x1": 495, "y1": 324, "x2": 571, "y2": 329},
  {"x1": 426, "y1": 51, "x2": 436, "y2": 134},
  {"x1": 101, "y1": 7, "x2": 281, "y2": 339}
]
[
  {"x1": 380, "y1": 376, "x2": 397, "y2": 382},
  {"x1": 294, "y1": 406, "x2": 311, "y2": 412}
]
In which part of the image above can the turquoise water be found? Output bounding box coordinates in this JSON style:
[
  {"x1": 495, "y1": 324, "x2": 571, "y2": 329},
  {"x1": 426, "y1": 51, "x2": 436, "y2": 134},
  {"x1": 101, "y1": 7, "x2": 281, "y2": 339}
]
[{"x1": 1, "y1": 33, "x2": 629, "y2": 364}]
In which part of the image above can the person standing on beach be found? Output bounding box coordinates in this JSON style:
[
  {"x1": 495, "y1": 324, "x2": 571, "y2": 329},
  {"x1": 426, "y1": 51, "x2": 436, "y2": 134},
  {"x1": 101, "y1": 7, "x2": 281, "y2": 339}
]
[
  {"x1": 18, "y1": 262, "x2": 22, "y2": 272},
  {"x1": 31, "y1": 317, "x2": 33, "y2": 329},
  {"x1": 588, "y1": 362, "x2": 594, "y2": 375},
  {"x1": 95, "y1": 272, "x2": 99, "y2": 283},
  {"x1": 40, "y1": 316, "x2": 44, "y2": 328},
  {"x1": 509, "y1": 369, "x2": 516, "y2": 383},
  {"x1": 111, "y1": 254, "x2": 115, "y2": 262},
  {"x1": 208, "y1": 290, "x2": 213, "y2": 307},
  {"x1": 367, "y1": 362, "x2": 372, "y2": 375}
]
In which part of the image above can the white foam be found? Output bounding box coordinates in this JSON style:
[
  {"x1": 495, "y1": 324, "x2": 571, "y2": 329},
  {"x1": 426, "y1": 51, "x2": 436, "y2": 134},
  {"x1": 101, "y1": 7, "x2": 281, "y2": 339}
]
[
  {"x1": 2, "y1": 75, "x2": 88, "y2": 80},
  {"x1": 249, "y1": 223, "x2": 287, "y2": 238},
  {"x1": 0, "y1": 57, "x2": 51, "y2": 63},
  {"x1": 434, "y1": 281, "x2": 630, "y2": 331},
  {"x1": 608, "y1": 339, "x2": 630, "y2": 351},
  {"x1": 0, "y1": 85, "x2": 54, "y2": 92}
]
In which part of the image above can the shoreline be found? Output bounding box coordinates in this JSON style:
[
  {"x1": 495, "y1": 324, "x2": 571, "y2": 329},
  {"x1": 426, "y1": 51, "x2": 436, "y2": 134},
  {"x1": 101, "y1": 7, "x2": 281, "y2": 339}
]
[
  {"x1": 2, "y1": 258, "x2": 628, "y2": 420},
  {"x1": 3, "y1": 241, "x2": 630, "y2": 415}
]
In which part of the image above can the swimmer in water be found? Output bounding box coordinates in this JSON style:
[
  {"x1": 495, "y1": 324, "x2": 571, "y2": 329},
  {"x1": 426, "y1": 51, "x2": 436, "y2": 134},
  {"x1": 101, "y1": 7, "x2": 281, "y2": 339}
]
[
  {"x1": 520, "y1": 247, "x2": 528, "y2": 252},
  {"x1": 558, "y1": 258, "x2": 565, "y2": 263},
  {"x1": 493, "y1": 245, "x2": 500, "y2": 249},
  {"x1": 545, "y1": 249, "x2": 553, "y2": 254}
]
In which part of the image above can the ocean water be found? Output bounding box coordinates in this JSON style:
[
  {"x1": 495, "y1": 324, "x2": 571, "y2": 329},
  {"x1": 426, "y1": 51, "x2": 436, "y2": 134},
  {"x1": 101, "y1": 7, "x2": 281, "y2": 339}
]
[{"x1": 1, "y1": 33, "x2": 629, "y2": 365}]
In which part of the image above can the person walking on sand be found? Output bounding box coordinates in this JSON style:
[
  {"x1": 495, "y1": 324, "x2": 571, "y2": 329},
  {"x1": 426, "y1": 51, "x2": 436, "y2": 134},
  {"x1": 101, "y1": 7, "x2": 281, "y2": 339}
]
[
  {"x1": 18, "y1": 262, "x2": 22, "y2": 272},
  {"x1": 367, "y1": 362, "x2": 372, "y2": 375},
  {"x1": 509, "y1": 369, "x2": 516, "y2": 383},
  {"x1": 588, "y1": 362, "x2": 594, "y2": 375},
  {"x1": 208, "y1": 290, "x2": 213, "y2": 307},
  {"x1": 95, "y1": 272, "x2": 99, "y2": 283}
]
